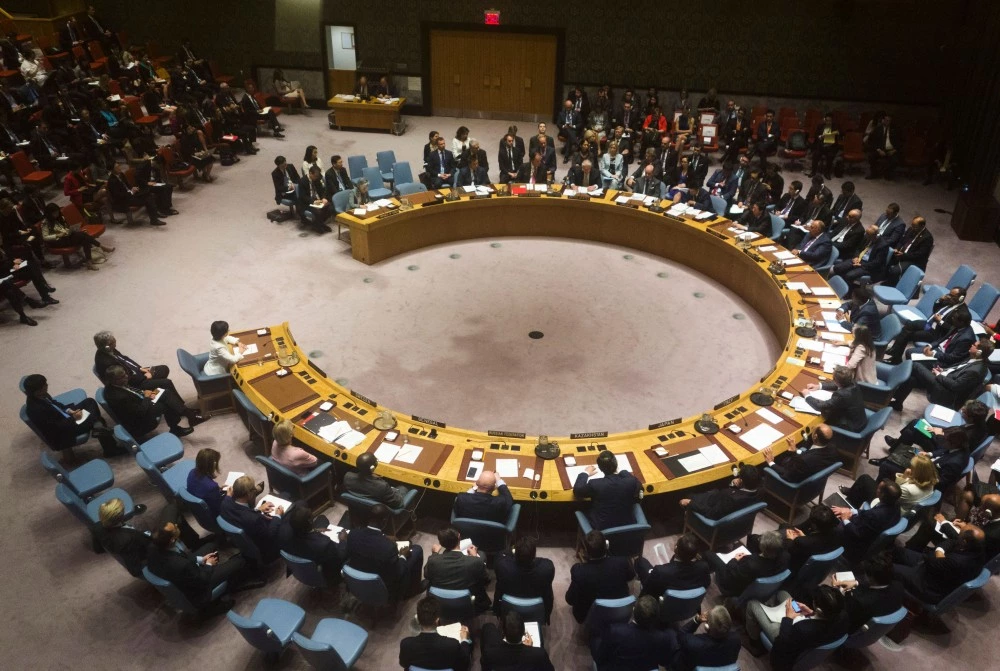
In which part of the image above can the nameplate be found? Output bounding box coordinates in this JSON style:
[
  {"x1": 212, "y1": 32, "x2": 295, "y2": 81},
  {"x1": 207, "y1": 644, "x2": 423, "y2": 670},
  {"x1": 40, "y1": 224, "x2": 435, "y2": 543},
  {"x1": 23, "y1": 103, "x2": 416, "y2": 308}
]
[
  {"x1": 714, "y1": 394, "x2": 740, "y2": 410},
  {"x1": 570, "y1": 194, "x2": 591, "y2": 201},
  {"x1": 570, "y1": 431, "x2": 608, "y2": 440},
  {"x1": 376, "y1": 209, "x2": 401, "y2": 220},
  {"x1": 350, "y1": 390, "x2": 377, "y2": 407},
  {"x1": 615, "y1": 202, "x2": 639, "y2": 209},
  {"x1": 759, "y1": 364, "x2": 777, "y2": 383},
  {"x1": 664, "y1": 214, "x2": 686, "y2": 223},
  {"x1": 784, "y1": 294, "x2": 792, "y2": 310},
  {"x1": 308, "y1": 360, "x2": 327, "y2": 378},
  {"x1": 488, "y1": 430, "x2": 527, "y2": 439},
  {"x1": 412, "y1": 415, "x2": 446, "y2": 428},
  {"x1": 648, "y1": 418, "x2": 682, "y2": 430},
  {"x1": 519, "y1": 192, "x2": 542, "y2": 198},
  {"x1": 705, "y1": 228, "x2": 729, "y2": 240},
  {"x1": 421, "y1": 199, "x2": 444, "y2": 207}
]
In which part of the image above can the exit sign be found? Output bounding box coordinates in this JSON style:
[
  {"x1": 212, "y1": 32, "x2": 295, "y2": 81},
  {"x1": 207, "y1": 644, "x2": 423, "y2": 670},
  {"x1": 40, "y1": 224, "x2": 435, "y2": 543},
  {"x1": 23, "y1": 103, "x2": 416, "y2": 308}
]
[{"x1": 484, "y1": 9, "x2": 500, "y2": 25}]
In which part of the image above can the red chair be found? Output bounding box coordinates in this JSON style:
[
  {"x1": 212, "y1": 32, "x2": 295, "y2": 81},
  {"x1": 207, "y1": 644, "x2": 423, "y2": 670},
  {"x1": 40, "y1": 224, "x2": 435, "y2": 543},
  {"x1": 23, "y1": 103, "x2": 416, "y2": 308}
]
[
  {"x1": 803, "y1": 108, "x2": 823, "y2": 139},
  {"x1": 126, "y1": 99, "x2": 159, "y2": 130},
  {"x1": 211, "y1": 61, "x2": 234, "y2": 86},
  {"x1": 901, "y1": 137, "x2": 928, "y2": 168},
  {"x1": 10, "y1": 151, "x2": 55, "y2": 189},
  {"x1": 88, "y1": 41, "x2": 108, "y2": 66},
  {"x1": 159, "y1": 145, "x2": 195, "y2": 190},
  {"x1": 0, "y1": 18, "x2": 31, "y2": 45},
  {"x1": 780, "y1": 129, "x2": 809, "y2": 171},
  {"x1": 841, "y1": 132, "x2": 866, "y2": 172}
]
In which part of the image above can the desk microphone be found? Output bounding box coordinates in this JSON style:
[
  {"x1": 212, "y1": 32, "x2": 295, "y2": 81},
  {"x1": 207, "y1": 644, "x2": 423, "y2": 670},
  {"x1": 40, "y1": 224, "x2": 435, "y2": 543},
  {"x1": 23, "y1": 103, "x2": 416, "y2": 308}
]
[{"x1": 733, "y1": 406, "x2": 750, "y2": 428}]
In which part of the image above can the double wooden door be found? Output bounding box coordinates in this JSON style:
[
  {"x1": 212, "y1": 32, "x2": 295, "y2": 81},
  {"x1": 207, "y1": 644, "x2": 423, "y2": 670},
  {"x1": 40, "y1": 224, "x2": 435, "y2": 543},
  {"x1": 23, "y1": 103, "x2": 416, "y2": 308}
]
[{"x1": 430, "y1": 30, "x2": 557, "y2": 118}]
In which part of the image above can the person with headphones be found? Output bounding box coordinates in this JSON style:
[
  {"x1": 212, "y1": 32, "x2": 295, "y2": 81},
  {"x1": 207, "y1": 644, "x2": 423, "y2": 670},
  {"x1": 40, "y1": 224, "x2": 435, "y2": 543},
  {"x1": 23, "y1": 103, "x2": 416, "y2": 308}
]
[
  {"x1": 342, "y1": 452, "x2": 409, "y2": 508},
  {"x1": 565, "y1": 529, "x2": 635, "y2": 623},
  {"x1": 573, "y1": 450, "x2": 642, "y2": 530}
]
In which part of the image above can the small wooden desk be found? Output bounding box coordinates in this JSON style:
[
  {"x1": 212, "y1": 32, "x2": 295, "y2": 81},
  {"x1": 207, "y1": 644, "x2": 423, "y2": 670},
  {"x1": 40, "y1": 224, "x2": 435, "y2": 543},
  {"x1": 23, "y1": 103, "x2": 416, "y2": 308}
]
[{"x1": 327, "y1": 96, "x2": 405, "y2": 132}]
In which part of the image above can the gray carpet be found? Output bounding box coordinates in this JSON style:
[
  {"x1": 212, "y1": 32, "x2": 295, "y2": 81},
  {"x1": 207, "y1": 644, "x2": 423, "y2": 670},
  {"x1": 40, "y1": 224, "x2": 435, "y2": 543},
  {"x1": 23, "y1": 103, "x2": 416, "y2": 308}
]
[{"x1": 2, "y1": 108, "x2": 999, "y2": 670}]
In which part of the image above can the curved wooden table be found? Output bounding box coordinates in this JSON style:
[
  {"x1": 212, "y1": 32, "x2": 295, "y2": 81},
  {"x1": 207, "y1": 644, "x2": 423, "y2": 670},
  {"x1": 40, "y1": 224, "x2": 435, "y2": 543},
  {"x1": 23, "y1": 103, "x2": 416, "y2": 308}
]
[{"x1": 234, "y1": 189, "x2": 848, "y2": 502}]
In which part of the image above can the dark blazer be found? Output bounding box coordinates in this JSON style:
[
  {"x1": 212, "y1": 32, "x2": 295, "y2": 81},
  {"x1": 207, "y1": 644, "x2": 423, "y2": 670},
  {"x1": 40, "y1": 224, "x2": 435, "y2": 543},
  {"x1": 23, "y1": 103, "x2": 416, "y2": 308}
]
[
  {"x1": 515, "y1": 162, "x2": 547, "y2": 184},
  {"x1": 277, "y1": 521, "x2": 346, "y2": 577},
  {"x1": 715, "y1": 551, "x2": 789, "y2": 596},
  {"x1": 675, "y1": 619, "x2": 742, "y2": 671},
  {"x1": 344, "y1": 526, "x2": 404, "y2": 591},
  {"x1": 930, "y1": 446, "x2": 973, "y2": 490},
  {"x1": 497, "y1": 144, "x2": 524, "y2": 182},
  {"x1": 687, "y1": 155, "x2": 709, "y2": 189},
  {"x1": 894, "y1": 228, "x2": 934, "y2": 270},
  {"x1": 527, "y1": 134, "x2": 556, "y2": 158},
  {"x1": 829, "y1": 220, "x2": 866, "y2": 257},
  {"x1": 687, "y1": 487, "x2": 760, "y2": 521},
  {"x1": 399, "y1": 631, "x2": 470, "y2": 671},
  {"x1": 94, "y1": 348, "x2": 147, "y2": 386},
  {"x1": 426, "y1": 148, "x2": 456, "y2": 178},
  {"x1": 775, "y1": 193, "x2": 808, "y2": 224},
  {"x1": 869, "y1": 124, "x2": 902, "y2": 155},
  {"x1": 537, "y1": 145, "x2": 557, "y2": 174},
  {"x1": 739, "y1": 210, "x2": 771, "y2": 236},
  {"x1": 842, "y1": 503, "x2": 901, "y2": 563},
  {"x1": 787, "y1": 527, "x2": 843, "y2": 575},
  {"x1": 455, "y1": 165, "x2": 490, "y2": 187},
  {"x1": 639, "y1": 558, "x2": 712, "y2": 598},
  {"x1": 928, "y1": 325, "x2": 977, "y2": 366},
  {"x1": 844, "y1": 581, "x2": 904, "y2": 632},
  {"x1": 186, "y1": 470, "x2": 226, "y2": 517},
  {"x1": 554, "y1": 108, "x2": 582, "y2": 134},
  {"x1": 706, "y1": 169, "x2": 737, "y2": 200},
  {"x1": 493, "y1": 552, "x2": 555, "y2": 620},
  {"x1": 798, "y1": 202, "x2": 832, "y2": 227},
  {"x1": 573, "y1": 471, "x2": 641, "y2": 529},
  {"x1": 930, "y1": 359, "x2": 988, "y2": 408},
  {"x1": 565, "y1": 555, "x2": 635, "y2": 623},
  {"x1": 904, "y1": 546, "x2": 985, "y2": 604},
  {"x1": 806, "y1": 383, "x2": 867, "y2": 432},
  {"x1": 874, "y1": 213, "x2": 906, "y2": 248},
  {"x1": 219, "y1": 496, "x2": 282, "y2": 563},
  {"x1": 842, "y1": 298, "x2": 881, "y2": 338},
  {"x1": 797, "y1": 232, "x2": 833, "y2": 265},
  {"x1": 567, "y1": 165, "x2": 601, "y2": 188},
  {"x1": 770, "y1": 444, "x2": 840, "y2": 484},
  {"x1": 425, "y1": 549, "x2": 487, "y2": 591},
  {"x1": 593, "y1": 623, "x2": 678, "y2": 671},
  {"x1": 454, "y1": 484, "x2": 513, "y2": 523},
  {"x1": 770, "y1": 613, "x2": 850, "y2": 671},
  {"x1": 296, "y1": 175, "x2": 327, "y2": 211},
  {"x1": 830, "y1": 193, "x2": 864, "y2": 220},
  {"x1": 24, "y1": 395, "x2": 87, "y2": 450},
  {"x1": 342, "y1": 471, "x2": 405, "y2": 508},
  {"x1": 481, "y1": 636, "x2": 554, "y2": 671},
  {"x1": 497, "y1": 135, "x2": 525, "y2": 158},
  {"x1": 324, "y1": 166, "x2": 353, "y2": 195},
  {"x1": 145, "y1": 545, "x2": 217, "y2": 607},
  {"x1": 271, "y1": 165, "x2": 299, "y2": 204},
  {"x1": 103, "y1": 383, "x2": 161, "y2": 437},
  {"x1": 97, "y1": 525, "x2": 150, "y2": 576}
]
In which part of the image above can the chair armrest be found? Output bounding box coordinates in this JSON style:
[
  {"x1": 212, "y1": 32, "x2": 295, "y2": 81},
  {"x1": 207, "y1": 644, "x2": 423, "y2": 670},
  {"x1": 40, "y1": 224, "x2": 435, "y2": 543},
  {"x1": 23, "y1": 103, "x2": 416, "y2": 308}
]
[
  {"x1": 830, "y1": 425, "x2": 864, "y2": 441},
  {"x1": 398, "y1": 487, "x2": 419, "y2": 512},
  {"x1": 632, "y1": 503, "x2": 648, "y2": 527},
  {"x1": 763, "y1": 466, "x2": 797, "y2": 490},
  {"x1": 575, "y1": 510, "x2": 594, "y2": 535},
  {"x1": 505, "y1": 504, "x2": 521, "y2": 534},
  {"x1": 297, "y1": 461, "x2": 332, "y2": 484}
]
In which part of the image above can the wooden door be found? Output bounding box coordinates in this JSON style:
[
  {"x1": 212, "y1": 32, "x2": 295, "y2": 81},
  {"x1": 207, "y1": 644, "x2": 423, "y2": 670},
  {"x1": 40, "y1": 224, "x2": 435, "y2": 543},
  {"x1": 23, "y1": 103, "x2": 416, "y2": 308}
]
[{"x1": 430, "y1": 29, "x2": 557, "y2": 119}]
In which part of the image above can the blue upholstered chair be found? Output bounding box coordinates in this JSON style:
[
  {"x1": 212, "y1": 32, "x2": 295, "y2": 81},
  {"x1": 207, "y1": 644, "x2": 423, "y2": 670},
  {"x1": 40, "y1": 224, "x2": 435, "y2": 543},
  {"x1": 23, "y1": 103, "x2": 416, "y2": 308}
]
[
  {"x1": 135, "y1": 453, "x2": 195, "y2": 501},
  {"x1": 813, "y1": 246, "x2": 838, "y2": 277},
  {"x1": 227, "y1": 598, "x2": 306, "y2": 657},
  {"x1": 762, "y1": 461, "x2": 843, "y2": 524},
  {"x1": 575, "y1": 503, "x2": 650, "y2": 557},
  {"x1": 332, "y1": 188, "x2": 352, "y2": 214},
  {"x1": 292, "y1": 618, "x2": 369, "y2": 670},
  {"x1": 281, "y1": 550, "x2": 332, "y2": 590},
  {"x1": 255, "y1": 455, "x2": 334, "y2": 511},
  {"x1": 341, "y1": 565, "x2": 390, "y2": 611},
  {"x1": 113, "y1": 425, "x2": 184, "y2": 468},
  {"x1": 450, "y1": 503, "x2": 520, "y2": 555},
  {"x1": 858, "y1": 360, "x2": 912, "y2": 408},
  {"x1": 759, "y1": 629, "x2": 847, "y2": 671},
  {"x1": 827, "y1": 275, "x2": 849, "y2": 300},
  {"x1": 892, "y1": 284, "x2": 945, "y2": 322},
  {"x1": 178, "y1": 487, "x2": 223, "y2": 534},
  {"x1": 341, "y1": 488, "x2": 418, "y2": 538},
  {"x1": 683, "y1": 501, "x2": 767, "y2": 551},
  {"x1": 844, "y1": 606, "x2": 908, "y2": 648},
  {"x1": 40, "y1": 452, "x2": 113, "y2": 499},
  {"x1": 710, "y1": 195, "x2": 727, "y2": 216},
  {"x1": 872, "y1": 313, "x2": 902, "y2": 350},
  {"x1": 347, "y1": 155, "x2": 368, "y2": 180},
  {"x1": 19, "y1": 382, "x2": 92, "y2": 454},
  {"x1": 56, "y1": 483, "x2": 136, "y2": 552},
  {"x1": 658, "y1": 586, "x2": 706, "y2": 623},
  {"x1": 868, "y1": 517, "x2": 908, "y2": 555},
  {"x1": 769, "y1": 214, "x2": 785, "y2": 240},
  {"x1": 585, "y1": 595, "x2": 636, "y2": 633},
  {"x1": 233, "y1": 388, "x2": 274, "y2": 453},
  {"x1": 143, "y1": 566, "x2": 228, "y2": 615},
  {"x1": 392, "y1": 161, "x2": 414, "y2": 187},
  {"x1": 176, "y1": 348, "x2": 234, "y2": 416},
  {"x1": 361, "y1": 166, "x2": 392, "y2": 199},
  {"x1": 922, "y1": 264, "x2": 976, "y2": 297},
  {"x1": 695, "y1": 665, "x2": 741, "y2": 671},
  {"x1": 785, "y1": 547, "x2": 844, "y2": 597},
  {"x1": 906, "y1": 568, "x2": 991, "y2": 618},
  {"x1": 217, "y1": 515, "x2": 265, "y2": 566},
  {"x1": 905, "y1": 489, "x2": 942, "y2": 521},
  {"x1": 967, "y1": 282, "x2": 999, "y2": 322},
  {"x1": 428, "y1": 586, "x2": 475, "y2": 624},
  {"x1": 925, "y1": 390, "x2": 995, "y2": 428},
  {"x1": 499, "y1": 594, "x2": 547, "y2": 625},
  {"x1": 397, "y1": 181, "x2": 426, "y2": 196},
  {"x1": 376, "y1": 150, "x2": 396, "y2": 183},
  {"x1": 734, "y1": 569, "x2": 791, "y2": 608},
  {"x1": 831, "y1": 407, "x2": 892, "y2": 478},
  {"x1": 873, "y1": 265, "x2": 924, "y2": 307}
]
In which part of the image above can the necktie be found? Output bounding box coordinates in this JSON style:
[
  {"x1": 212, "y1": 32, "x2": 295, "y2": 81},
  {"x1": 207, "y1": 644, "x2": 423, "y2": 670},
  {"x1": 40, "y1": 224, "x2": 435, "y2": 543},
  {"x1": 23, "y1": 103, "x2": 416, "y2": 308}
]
[
  {"x1": 803, "y1": 237, "x2": 816, "y2": 252},
  {"x1": 337, "y1": 171, "x2": 345, "y2": 190},
  {"x1": 49, "y1": 400, "x2": 71, "y2": 419},
  {"x1": 781, "y1": 198, "x2": 793, "y2": 216},
  {"x1": 529, "y1": 168, "x2": 535, "y2": 185},
  {"x1": 508, "y1": 148, "x2": 512, "y2": 167},
  {"x1": 624, "y1": 111, "x2": 630, "y2": 126},
  {"x1": 439, "y1": 151, "x2": 445, "y2": 175}
]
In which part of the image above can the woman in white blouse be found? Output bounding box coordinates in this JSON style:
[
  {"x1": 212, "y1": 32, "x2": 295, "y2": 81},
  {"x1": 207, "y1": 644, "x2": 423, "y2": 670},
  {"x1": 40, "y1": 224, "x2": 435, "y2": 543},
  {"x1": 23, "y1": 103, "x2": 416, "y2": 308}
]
[
  {"x1": 895, "y1": 453, "x2": 938, "y2": 515},
  {"x1": 301, "y1": 145, "x2": 323, "y2": 176},
  {"x1": 452, "y1": 126, "x2": 471, "y2": 166},
  {"x1": 203, "y1": 320, "x2": 246, "y2": 376},
  {"x1": 845, "y1": 324, "x2": 876, "y2": 384}
]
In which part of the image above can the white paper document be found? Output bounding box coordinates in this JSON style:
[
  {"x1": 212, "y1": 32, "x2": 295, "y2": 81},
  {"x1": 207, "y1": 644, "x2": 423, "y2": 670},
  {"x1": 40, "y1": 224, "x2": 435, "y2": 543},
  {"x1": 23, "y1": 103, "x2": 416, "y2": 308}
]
[
  {"x1": 756, "y1": 408, "x2": 784, "y2": 424},
  {"x1": 820, "y1": 332, "x2": 846, "y2": 342},
  {"x1": 782, "y1": 257, "x2": 804, "y2": 266},
  {"x1": 824, "y1": 321, "x2": 850, "y2": 334},
  {"x1": 75, "y1": 409, "x2": 90, "y2": 424},
  {"x1": 716, "y1": 545, "x2": 750, "y2": 563},
  {"x1": 495, "y1": 458, "x2": 520, "y2": 479},
  {"x1": 774, "y1": 250, "x2": 796, "y2": 260},
  {"x1": 821, "y1": 311, "x2": 840, "y2": 322},
  {"x1": 789, "y1": 396, "x2": 822, "y2": 415},
  {"x1": 150, "y1": 388, "x2": 166, "y2": 404},
  {"x1": 257, "y1": 494, "x2": 293, "y2": 515},
  {"x1": 224, "y1": 471, "x2": 244, "y2": 488},
  {"x1": 352, "y1": 208, "x2": 366, "y2": 215},
  {"x1": 786, "y1": 282, "x2": 809, "y2": 291},
  {"x1": 373, "y1": 442, "x2": 401, "y2": 463},
  {"x1": 678, "y1": 452, "x2": 711, "y2": 472},
  {"x1": 523, "y1": 467, "x2": 535, "y2": 480},
  {"x1": 896, "y1": 308, "x2": 923, "y2": 322},
  {"x1": 695, "y1": 210, "x2": 715, "y2": 220},
  {"x1": 524, "y1": 621, "x2": 542, "y2": 647},
  {"x1": 729, "y1": 205, "x2": 745, "y2": 215},
  {"x1": 323, "y1": 525, "x2": 345, "y2": 541},
  {"x1": 334, "y1": 430, "x2": 366, "y2": 449},
  {"x1": 758, "y1": 245, "x2": 778, "y2": 252},
  {"x1": 739, "y1": 424, "x2": 784, "y2": 451},
  {"x1": 807, "y1": 389, "x2": 833, "y2": 401},
  {"x1": 910, "y1": 353, "x2": 937, "y2": 361},
  {"x1": 242, "y1": 343, "x2": 258, "y2": 355},
  {"x1": 436, "y1": 622, "x2": 465, "y2": 642},
  {"x1": 834, "y1": 571, "x2": 856, "y2": 583},
  {"x1": 811, "y1": 287, "x2": 836, "y2": 296},
  {"x1": 929, "y1": 405, "x2": 957, "y2": 423},
  {"x1": 394, "y1": 443, "x2": 423, "y2": 464},
  {"x1": 796, "y1": 338, "x2": 825, "y2": 352},
  {"x1": 615, "y1": 195, "x2": 631, "y2": 204},
  {"x1": 699, "y1": 445, "x2": 730, "y2": 466}
]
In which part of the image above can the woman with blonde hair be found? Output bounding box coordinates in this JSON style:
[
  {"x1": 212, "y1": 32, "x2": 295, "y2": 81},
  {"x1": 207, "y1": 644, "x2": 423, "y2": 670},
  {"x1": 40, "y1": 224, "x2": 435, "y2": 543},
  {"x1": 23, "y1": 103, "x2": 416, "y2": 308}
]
[
  {"x1": 270, "y1": 418, "x2": 318, "y2": 475},
  {"x1": 896, "y1": 452, "x2": 938, "y2": 515}
]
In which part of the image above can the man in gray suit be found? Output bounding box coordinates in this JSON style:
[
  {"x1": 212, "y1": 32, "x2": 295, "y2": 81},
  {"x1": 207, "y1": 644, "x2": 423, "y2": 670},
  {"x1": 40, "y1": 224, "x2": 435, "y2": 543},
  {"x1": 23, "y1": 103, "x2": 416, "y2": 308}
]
[
  {"x1": 342, "y1": 452, "x2": 408, "y2": 508},
  {"x1": 628, "y1": 163, "x2": 665, "y2": 199},
  {"x1": 425, "y1": 527, "x2": 491, "y2": 611}
]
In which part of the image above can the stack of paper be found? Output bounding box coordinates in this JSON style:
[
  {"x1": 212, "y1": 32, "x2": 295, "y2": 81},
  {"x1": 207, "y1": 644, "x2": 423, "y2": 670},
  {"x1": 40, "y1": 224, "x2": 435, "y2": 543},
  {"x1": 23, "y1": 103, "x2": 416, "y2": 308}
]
[
  {"x1": 739, "y1": 424, "x2": 784, "y2": 451},
  {"x1": 374, "y1": 199, "x2": 393, "y2": 207},
  {"x1": 317, "y1": 420, "x2": 366, "y2": 448},
  {"x1": 774, "y1": 250, "x2": 796, "y2": 260},
  {"x1": 495, "y1": 458, "x2": 520, "y2": 479},
  {"x1": 373, "y1": 442, "x2": 401, "y2": 463},
  {"x1": 717, "y1": 545, "x2": 750, "y2": 563},
  {"x1": 615, "y1": 195, "x2": 631, "y2": 204},
  {"x1": 789, "y1": 396, "x2": 822, "y2": 415},
  {"x1": 695, "y1": 210, "x2": 715, "y2": 220},
  {"x1": 566, "y1": 455, "x2": 632, "y2": 481},
  {"x1": 929, "y1": 405, "x2": 957, "y2": 423},
  {"x1": 756, "y1": 408, "x2": 784, "y2": 424},
  {"x1": 460, "y1": 538, "x2": 474, "y2": 554},
  {"x1": 243, "y1": 343, "x2": 259, "y2": 355},
  {"x1": 796, "y1": 338, "x2": 825, "y2": 352},
  {"x1": 352, "y1": 207, "x2": 366, "y2": 216}
]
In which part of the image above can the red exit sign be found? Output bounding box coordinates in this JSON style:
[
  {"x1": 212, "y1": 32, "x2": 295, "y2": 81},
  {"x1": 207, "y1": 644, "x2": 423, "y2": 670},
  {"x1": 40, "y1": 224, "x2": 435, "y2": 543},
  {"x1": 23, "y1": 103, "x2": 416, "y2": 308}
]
[{"x1": 484, "y1": 9, "x2": 500, "y2": 25}]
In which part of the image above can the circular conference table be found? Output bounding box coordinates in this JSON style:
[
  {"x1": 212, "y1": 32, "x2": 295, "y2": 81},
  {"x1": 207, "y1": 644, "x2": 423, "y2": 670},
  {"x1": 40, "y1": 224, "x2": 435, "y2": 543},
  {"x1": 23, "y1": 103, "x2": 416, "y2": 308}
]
[{"x1": 232, "y1": 186, "x2": 850, "y2": 502}]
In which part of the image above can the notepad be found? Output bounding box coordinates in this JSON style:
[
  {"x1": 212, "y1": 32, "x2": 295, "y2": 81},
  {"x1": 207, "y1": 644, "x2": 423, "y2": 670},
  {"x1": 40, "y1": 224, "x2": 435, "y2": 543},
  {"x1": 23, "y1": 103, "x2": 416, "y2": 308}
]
[
  {"x1": 615, "y1": 195, "x2": 631, "y2": 204},
  {"x1": 224, "y1": 471, "x2": 244, "y2": 488},
  {"x1": 436, "y1": 622, "x2": 464, "y2": 642},
  {"x1": 935, "y1": 519, "x2": 959, "y2": 535},
  {"x1": 820, "y1": 332, "x2": 846, "y2": 342},
  {"x1": 495, "y1": 458, "x2": 520, "y2": 479},
  {"x1": 242, "y1": 343, "x2": 258, "y2": 355},
  {"x1": 929, "y1": 405, "x2": 957, "y2": 423},
  {"x1": 74, "y1": 409, "x2": 90, "y2": 424},
  {"x1": 147, "y1": 388, "x2": 165, "y2": 404},
  {"x1": 796, "y1": 338, "x2": 826, "y2": 352},
  {"x1": 789, "y1": 396, "x2": 822, "y2": 415},
  {"x1": 397, "y1": 540, "x2": 410, "y2": 551},
  {"x1": 834, "y1": 571, "x2": 856, "y2": 583},
  {"x1": 739, "y1": 424, "x2": 784, "y2": 451},
  {"x1": 335, "y1": 430, "x2": 366, "y2": 449},
  {"x1": 678, "y1": 452, "x2": 711, "y2": 472},
  {"x1": 524, "y1": 621, "x2": 541, "y2": 647},
  {"x1": 394, "y1": 443, "x2": 423, "y2": 464},
  {"x1": 729, "y1": 205, "x2": 745, "y2": 215},
  {"x1": 323, "y1": 525, "x2": 345, "y2": 541},
  {"x1": 700, "y1": 444, "x2": 730, "y2": 466},
  {"x1": 811, "y1": 287, "x2": 836, "y2": 296},
  {"x1": 695, "y1": 210, "x2": 715, "y2": 220},
  {"x1": 352, "y1": 207, "x2": 366, "y2": 215},
  {"x1": 774, "y1": 250, "x2": 796, "y2": 260},
  {"x1": 756, "y1": 408, "x2": 783, "y2": 424},
  {"x1": 807, "y1": 389, "x2": 833, "y2": 402},
  {"x1": 896, "y1": 308, "x2": 922, "y2": 322},
  {"x1": 824, "y1": 321, "x2": 850, "y2": 334},
  {"x1": 257, "y1": 494, "x2": 293, "y2": 515},
  {"x1": 373, "y1": 442, "x2": 401, "y2": 463},
  {"x1": 717, "y1": 545, "x2": 750, "y2": 563},
  {"x1": 758, "y1": 245, "x2": 778, "y2": 252},
  {"x1": 523, "y1": 467, "x2": 535, "y2": 480}
]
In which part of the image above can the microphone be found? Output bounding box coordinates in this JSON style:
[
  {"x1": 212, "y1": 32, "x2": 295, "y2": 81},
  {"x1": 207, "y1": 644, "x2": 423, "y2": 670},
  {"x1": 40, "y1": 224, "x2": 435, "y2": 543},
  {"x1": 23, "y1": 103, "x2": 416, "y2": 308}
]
[{"x1": 732, "y1": 405, "x2": 750, "y2": 428}]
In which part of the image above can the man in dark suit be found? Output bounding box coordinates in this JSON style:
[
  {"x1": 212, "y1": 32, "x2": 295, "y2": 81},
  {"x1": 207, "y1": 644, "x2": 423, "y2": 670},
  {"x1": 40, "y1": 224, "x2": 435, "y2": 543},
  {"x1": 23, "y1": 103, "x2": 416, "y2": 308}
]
[
  {"x1": 58, "y1": 17, "x2": 85, "y2": 52},
  {"x1": 277, "y1": 503, "x2": 346, "y2": 578},
  {"x1": 425, "y1": 527, "x2": 491, "y2": 610},
  {"x1": 655, "y1": 135, "x2": 678, "y2": 178},
  {"x1": 705, "y1": 530, "x2": 789, "y2": 596},
  {"x1": 830, "y1": 224, "x2": 892, "y2": 289},
  {"x1": 592, "y1": 595, "x2": 678, "y2": 670},
  {"x1": 455, "y1": 155, "x2": 490, "y2": 188},
  {"x1": 893, "y1": 336, "x2": 991, "y2": 410},
  {"x1": 103, "y1": 364, "x2": 198, "y2": 438},
  {"x1": 427, "y1": 136, "x2": 456, "y2": 189},
  {"x1": 793, "y1": 220, "x2": 833, "y2": 266},
  {"x1": 774, "y1": 181, "x2": 807, "y2": 228},
  {"x1": 454, "y1": 470, "x2": 512, "y2": 523},
  {"x1": 297, "y1": 166, "x2": 332, "y2": 233},
  {"x1": 324, "y1": 154, "x2": 354, "y2": 196},
  {"x1": 566, "y1": 159, "x2": 601, "y2": 189},
  {"x1": 778, "y1": 504, "x2": 844, "y2": 577},
  {"x1": 177, "y1": 39, "x2": 212, "y2": 81},
  {"x1": 342, "y1": 452, "x2": 409, "y2": 508},
  {"x1": 146, "y1": 520, "x2": 248, "y2": 611},
  {"x1": 134, "y1": 155, "x2": 177, "y2": 216},
  {"x1": 887, "y1": 216, "x2": 934, "y2": 283},
  {"x1": 873, "y1": 202, "x2": 906, "y2": 247},
  {"x1": 373, "y1": 75, "x2": 394, "y2": 98},
  {"x1": 97, "y1": 497, "x2": 151, "y2": 576},
  {"x1": 493, "y1": 536, "x2": 555, "y2": 622},
  {"x1": 219, "y1": 475, "x2": 284, "y2": 564},
  {"x1": 636, "y1": 533, "x2": 711, "y2": 599},
  {"x1": 680, "y1": 464, "x2": 762, "y2": 521},
  {"x1": 555, "y1": 98, "x2": 582, "y2": 162},
  {"x1": 737, "y1": 202, "x2": 772, "y2": 236},
  {"x1": 241, "y1": 85, "x2": 284, "y2": 138},
  {"x1": 526, "y1": 122, "x2": 555, "y2": 158},
  {"x1": 761, "y1": 425, "x2": 839, "y2": 484},
  {"x1": 837, "y1": 283, "x2": 881, "y2": 337},
  {"x1": 804, "y1": 365, "x2": 867, "y2": 432},
  {"x1": 565, "y1": 530, "x2": 635, "y2": 623},
  {"x1": 84, "y1": 4, "x2": 120, "y2": 49},
  {"x1": 628, "y1": 163, "x2": 665, "y2": 199},
  {"x1": 832, "y1": 479, "x2": 902, "y2": 564},
  {"x1": 836, "y1": 551, "x2": 904, "y2": 633},
  {"x1": 867, "y1": 114, "x2": 902, "y2": 180},
  {"x1": 22, "y1": 373, "x2": 120, "y2": 454},
  {"x1": 755, "y1": 110, "x2": 781, "y2": 166},
  {"x1": 675, "y1": 606, "x2": 742, "y2": 671},
  {"x1": 828, "y1": 209, "x2": 866, "y2": 258},
  {"x1": 705, "y1": 163, "x2": 738, "y2": 202},
  {"x1": 892, "y1": 527, "x2": 985, "y2": 603},
  {"x1": 354, "y1": 75, "x2": 371, "y2": 98},
  {"x1": 515, "y1": 152, "x2": 547, "y2": 185},
  {"x1": 809, "y1": 113, "x2": 840, "y2": 178},
  {"x1": 93, "y1": 331, "x2": 182, "y2": 397},
  {"x1": 271, "y1": 155, "x2": 299, "y2": 208},
  {"x1": 687, "y1": 143, "x2": 709, "y2": 189},
  {"x1": 480, "y1": 610, "x2": 554, "y2": 671},
  {"x1": 498, "y1": 132, "x2": 524, "y2": 184},
  {"x1": 534, "y1": 134, "x2": 557, "y2": 177},
  {"x1": 885, "y1": 398, "x2": 988, "y2": 457},
  {"x1": 906, "y1": 309, "x2": 977, "y2": 368},
  {"x1": 749, "y1": 585, "x2": 850, "y2": 671},
  {"x1": 909, "y1": 495, "x2": 1000, "y2": 561},
  {"x1": 344, "y1": 503, "x2": 424, "y2": 599},
  {"x1": 107, "y1": 162, "x2": 164, "y2": 226},
  {"x1": 497, "y1": 125, "x2": 525, "y2": 158},
  {"x1": 829, "y1": 181, "x2": 863, "y2": 225},
  {"x1": 399, "y1": 597, "x2": 472, "y2": 671},
  {"x1": 573, "y1": 450, "x2": 641, "y2": 530}
]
